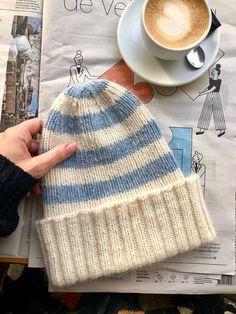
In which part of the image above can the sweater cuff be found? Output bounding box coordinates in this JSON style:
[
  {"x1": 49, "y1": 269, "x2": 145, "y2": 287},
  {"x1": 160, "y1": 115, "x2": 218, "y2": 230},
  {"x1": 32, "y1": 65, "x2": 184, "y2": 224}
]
[
  {"x1": 0, "y1": 154, "x2": 37, "y2": 236},
  {"x1": 0, "y1": 155, "x2": 37, "y2": 197}
]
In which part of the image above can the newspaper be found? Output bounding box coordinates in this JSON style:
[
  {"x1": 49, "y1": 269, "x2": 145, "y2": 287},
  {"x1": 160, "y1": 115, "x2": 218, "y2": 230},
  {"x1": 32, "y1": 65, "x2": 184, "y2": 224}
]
[
  {"x1": 49, "y1": 272, "x2": 223, "y2": 294},
  {"x1": 0, "y1": 0, "x2": 42, "y2": 257},
  {"x1": 38, "y1": 0, "x2": 236, "y2": 277},
  {"x1": 0, "y1": 0, "x2": 236, "y2": 293}
]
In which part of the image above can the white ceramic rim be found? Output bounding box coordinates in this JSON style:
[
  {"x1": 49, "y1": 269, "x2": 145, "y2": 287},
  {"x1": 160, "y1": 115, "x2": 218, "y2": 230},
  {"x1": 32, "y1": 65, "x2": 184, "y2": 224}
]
[
  {"x1": 142, "y1": 0, "x2": 212, "y2": 52},
  {"x1": 116, "y1": 0, "x2": 221, "y2": 87}
]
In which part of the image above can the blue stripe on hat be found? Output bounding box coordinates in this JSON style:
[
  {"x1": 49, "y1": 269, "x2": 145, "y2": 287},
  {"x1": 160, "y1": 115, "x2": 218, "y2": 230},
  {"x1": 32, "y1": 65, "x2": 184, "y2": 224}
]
[
  {"x1": 45, "y1": 91, "x2": 141, "y2": 134},
  {"x1": 43, "y1": 153, "x2": 178, "y2": 204},
  {"x1": 44, "y1": 120, "x2": 162, "y2": 169},
  {"x1": 65, "y1": 80, "x2": 109, "y2": 99}
]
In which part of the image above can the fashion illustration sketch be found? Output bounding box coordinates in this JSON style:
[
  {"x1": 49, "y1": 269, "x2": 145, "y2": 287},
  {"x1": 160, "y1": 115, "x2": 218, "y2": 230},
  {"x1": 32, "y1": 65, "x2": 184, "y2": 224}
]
[
  {"x1": 68, "y1": 50, "x2": 97, "y2": 86},
  {"x1": 196, "y1": 64, "x2": 226, "y2": 137}
]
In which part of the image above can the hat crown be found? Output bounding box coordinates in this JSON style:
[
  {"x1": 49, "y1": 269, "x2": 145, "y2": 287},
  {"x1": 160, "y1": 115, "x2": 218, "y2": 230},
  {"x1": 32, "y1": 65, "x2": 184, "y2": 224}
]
[
  {"x1": 65, "y1": 80, "x2": 108, "y2": 100},
  {"x1": 45, "y1": 80, "x2": 144, "y2": 137},
  {"x1": 41, "y1": 80, "x2": 182, "y2": 215}
]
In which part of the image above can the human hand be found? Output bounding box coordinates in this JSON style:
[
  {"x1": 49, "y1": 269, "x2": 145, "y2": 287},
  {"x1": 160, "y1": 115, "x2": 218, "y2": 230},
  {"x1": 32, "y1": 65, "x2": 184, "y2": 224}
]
[{"x1": 0, "y1": 118, "x2": 78, "y2": 182}]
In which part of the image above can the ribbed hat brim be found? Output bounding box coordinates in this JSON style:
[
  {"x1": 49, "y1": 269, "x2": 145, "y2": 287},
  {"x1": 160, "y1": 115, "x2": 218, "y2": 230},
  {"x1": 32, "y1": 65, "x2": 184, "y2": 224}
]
[{"x1": 36, "y1": 174, "x2": 216, "y2": 288}]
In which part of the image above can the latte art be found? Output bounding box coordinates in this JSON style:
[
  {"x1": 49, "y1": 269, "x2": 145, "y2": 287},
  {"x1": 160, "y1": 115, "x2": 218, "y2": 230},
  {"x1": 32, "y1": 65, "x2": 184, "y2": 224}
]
[
  {"x1": 144, "y1": 0, "x2": 210, "y2": 49},
  {"x1": 157, "y1": 2, "x2": 191, "y2": 40}
]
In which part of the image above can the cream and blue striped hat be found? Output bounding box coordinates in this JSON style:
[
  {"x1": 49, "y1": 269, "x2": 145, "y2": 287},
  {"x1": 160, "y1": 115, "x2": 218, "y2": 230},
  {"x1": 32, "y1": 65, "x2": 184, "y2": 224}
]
[{"x1": 36, "y1": 80, "x2": 216, "y2": 288}]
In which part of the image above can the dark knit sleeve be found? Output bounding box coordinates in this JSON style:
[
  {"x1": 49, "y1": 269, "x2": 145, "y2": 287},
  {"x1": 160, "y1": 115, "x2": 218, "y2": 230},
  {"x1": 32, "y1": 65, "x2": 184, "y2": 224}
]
[{"x1": 0, "y1": 155, "x2": 37, "y2": 236}]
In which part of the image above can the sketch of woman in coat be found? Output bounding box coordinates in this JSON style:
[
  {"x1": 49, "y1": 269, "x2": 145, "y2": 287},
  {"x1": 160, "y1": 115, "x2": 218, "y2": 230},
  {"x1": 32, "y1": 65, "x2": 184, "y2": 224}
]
[{"x1": 196, "y1": 64, "x2": 226, "y2": 137}]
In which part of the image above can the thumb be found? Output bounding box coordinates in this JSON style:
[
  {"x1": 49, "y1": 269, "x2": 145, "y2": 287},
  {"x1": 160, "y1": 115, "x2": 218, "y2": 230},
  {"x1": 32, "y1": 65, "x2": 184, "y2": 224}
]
[{"x1": 27, "y1": 142, "x2": 78, "y2": 178}]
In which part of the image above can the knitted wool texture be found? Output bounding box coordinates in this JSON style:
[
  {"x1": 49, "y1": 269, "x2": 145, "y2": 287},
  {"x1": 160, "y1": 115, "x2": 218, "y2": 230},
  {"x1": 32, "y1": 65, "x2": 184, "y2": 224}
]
[{"x1": 36, "y1": 80, "x2": 216, "y2": 288}]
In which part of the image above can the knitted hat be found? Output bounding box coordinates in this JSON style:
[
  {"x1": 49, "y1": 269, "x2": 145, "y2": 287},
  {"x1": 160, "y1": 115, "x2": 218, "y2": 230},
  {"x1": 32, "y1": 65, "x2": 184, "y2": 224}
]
[{"x1": 36, "y1": 80, "x2": 216, "y2": 288}]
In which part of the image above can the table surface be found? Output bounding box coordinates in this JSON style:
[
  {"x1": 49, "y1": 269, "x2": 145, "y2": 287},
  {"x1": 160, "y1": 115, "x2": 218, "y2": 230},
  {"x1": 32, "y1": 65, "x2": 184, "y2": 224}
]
[{"x1": 0, "y1": 257, "x2": 27, "y2": 264}]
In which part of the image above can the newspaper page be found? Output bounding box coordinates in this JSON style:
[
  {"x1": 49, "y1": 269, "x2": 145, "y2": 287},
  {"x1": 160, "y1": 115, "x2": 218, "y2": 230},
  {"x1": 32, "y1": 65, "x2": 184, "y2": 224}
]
[
  {"x1": 39, "y1": 0, "x2": 235, "y2": 274},
  {"x1": 38, "y1": 0, "x2": 236, "y2": 280},
  {"x1": 0, "y1": 0, "x2": 42, "y2": 257},
  {"x1": 50, "y1": 272, "x2": 236, "y2": 294},
  {"x1": 50, "y1": 271, "x2": 222, "y2": 294}
]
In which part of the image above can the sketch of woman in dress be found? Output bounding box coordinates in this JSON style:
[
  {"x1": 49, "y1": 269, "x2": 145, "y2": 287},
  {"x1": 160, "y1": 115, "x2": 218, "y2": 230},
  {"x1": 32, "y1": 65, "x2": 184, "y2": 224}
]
[
  {"x1": 68, "y1": 50, "x2": 97, "y2": 86},
  {"x1": 196, "y1": 64, "x2": 226, "y2": 137}
]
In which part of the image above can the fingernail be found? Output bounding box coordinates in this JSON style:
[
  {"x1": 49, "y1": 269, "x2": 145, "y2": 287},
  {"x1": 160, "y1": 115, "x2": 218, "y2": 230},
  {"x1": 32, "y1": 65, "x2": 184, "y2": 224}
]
[{"x1": 65, "y1": 142, "x2": 78, "y2": 154}]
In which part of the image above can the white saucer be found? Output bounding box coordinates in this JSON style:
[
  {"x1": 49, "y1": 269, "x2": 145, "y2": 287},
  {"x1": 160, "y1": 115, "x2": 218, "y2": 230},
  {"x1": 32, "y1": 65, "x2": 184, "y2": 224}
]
[{"x1": 117, "y1": 0, "x2": 221, "y2": 87}]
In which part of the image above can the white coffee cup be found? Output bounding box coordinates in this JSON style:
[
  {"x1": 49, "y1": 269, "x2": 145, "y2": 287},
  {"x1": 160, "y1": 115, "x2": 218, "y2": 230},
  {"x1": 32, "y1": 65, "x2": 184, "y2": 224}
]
[{"x1": 141, "y1": 0, "x2": 212, "y2": 60}]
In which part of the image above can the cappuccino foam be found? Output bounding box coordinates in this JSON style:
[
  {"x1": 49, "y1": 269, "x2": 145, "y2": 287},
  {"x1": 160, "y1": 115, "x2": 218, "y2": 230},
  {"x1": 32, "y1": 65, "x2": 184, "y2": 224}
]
[{"x1": 144, "y1": 0, "x2": 209, "y2": 49}]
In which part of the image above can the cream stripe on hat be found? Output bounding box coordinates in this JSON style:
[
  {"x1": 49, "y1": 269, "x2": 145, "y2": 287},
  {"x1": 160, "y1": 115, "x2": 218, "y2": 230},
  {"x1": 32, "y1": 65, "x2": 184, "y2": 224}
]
[{"x1": 42, "y1": 105, "x2": 153, "y2": 150}]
